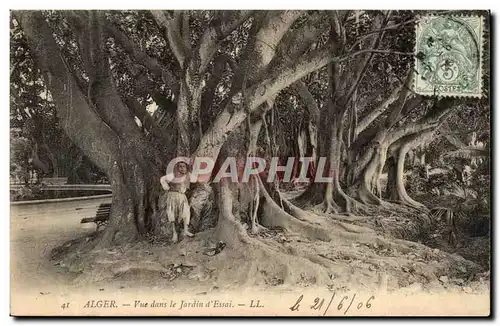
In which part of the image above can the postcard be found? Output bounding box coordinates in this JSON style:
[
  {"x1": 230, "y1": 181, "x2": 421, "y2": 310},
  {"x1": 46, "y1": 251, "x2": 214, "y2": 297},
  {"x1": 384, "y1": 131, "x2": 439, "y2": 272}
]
[{"x1": 9, "y1": 9, "x2": 491, "y2": 316}]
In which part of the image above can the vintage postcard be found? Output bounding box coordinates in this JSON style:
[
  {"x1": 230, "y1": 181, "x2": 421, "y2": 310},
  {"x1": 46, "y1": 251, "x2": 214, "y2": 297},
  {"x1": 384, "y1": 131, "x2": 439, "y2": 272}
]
[{"x1": 9, "y1": 9, "x2": 491, "y2": 317}]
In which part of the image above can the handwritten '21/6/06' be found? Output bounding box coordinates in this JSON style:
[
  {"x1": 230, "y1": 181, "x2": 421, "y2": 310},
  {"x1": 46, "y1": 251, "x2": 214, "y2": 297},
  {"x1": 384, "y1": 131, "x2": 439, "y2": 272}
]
[{"x1": 289, "y1": 292, "x2": 375, "y2": 316}]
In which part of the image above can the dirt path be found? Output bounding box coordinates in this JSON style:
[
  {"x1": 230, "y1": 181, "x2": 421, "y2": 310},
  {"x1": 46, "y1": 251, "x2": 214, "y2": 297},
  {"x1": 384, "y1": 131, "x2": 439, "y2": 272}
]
[
  {"x1": 10, "y1": 198, "x2": 109, "y2": 294},
  {"x1": 10, "y1": 198, "x2": 490, "y2": 316}
]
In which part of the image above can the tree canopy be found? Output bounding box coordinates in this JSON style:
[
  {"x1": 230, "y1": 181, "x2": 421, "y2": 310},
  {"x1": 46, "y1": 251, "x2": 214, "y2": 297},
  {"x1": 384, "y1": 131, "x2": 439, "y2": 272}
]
[{"x1": 11, "y1": 10, "x2": 490, "y2": 250}]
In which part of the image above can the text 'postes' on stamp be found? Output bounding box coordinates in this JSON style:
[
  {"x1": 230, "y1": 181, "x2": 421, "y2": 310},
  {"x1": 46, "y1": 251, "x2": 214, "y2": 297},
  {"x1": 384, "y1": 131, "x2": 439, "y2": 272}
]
[{"x1": 414, "y1": 15, "x2": 484, "y2": 98}]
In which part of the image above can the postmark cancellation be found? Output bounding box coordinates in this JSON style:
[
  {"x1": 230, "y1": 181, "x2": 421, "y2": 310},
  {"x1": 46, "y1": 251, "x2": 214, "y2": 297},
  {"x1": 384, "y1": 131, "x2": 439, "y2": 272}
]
[{"x1": 414, "y1": 15, "x2": 484, "y2": 98}]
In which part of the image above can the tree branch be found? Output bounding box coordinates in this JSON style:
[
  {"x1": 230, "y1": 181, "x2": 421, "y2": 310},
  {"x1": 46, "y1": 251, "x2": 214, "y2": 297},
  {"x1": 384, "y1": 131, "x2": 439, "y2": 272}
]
[
  {"x1": 211, "y1": 11, "x2": 302, "y2": 114},
  {"x1": 339, "y1": 49, "x2": 414, "y2": 62},
  {"x1": 196, "y1": 10, "x2": 253, "y2": 74},
  {"x1": 14, "y1": 10, "x2": 120, "y2": 172},
  {"x1": 355, "y1": 83, "x2": 402, "y2": 135},
  {"x1": 384, "y1": 69, "x2": 415, "y2": 127},
  {"x1": 181, "y1": 11, "x2": 192, "y2": 55},
  {"x1": 343, "y1": 12, "x2": 388, "y2": 102},
  {"x1": 246, "y1": 45, "x2": 333, "y2": 110},
  {"x1": 62, "y1": 11, "x2": 94, "y2": 77},
  {"x1": 387, "y1": 99, "x2": 457, "y2": 144},
  {"x1": 271, "y1": 11, "x2": 328, "y2": 67},
  {"x1": 349, "y1": 70, "x2": 416, "y2": 152},
  {"x1": 247, "y1": 43, "x2": 412, "y2": 111},
  {"x1": 349, "y1": 18, "x2": 416, "y2": 51},
  {"x1": 293, "y1": 81, "x2": 320, "y2": 124},
  {"x1": 388, "y1": 127, "x2": 436, "y2": 159},
  {"x1": 151, "y1": 10, "x2": 187, "y2": 68},
  {"x1": 123, "y1": 96, "x2": 172, "y2": 143},
  {"x1": 106, "y1": 22, "x2": 177, "y2": 89},
  {"x1": 251, "y1": 47, "x2": 413, "y2": 112},
  {"x1": 200, "y1": 54, "x2": 234, "y2": 113},
  {"x1": 351, "y1": 10, "x2": 458, "y2": 49},
  {"x1": 247, "y1": 10, "x2": 303, "y2": 80}
]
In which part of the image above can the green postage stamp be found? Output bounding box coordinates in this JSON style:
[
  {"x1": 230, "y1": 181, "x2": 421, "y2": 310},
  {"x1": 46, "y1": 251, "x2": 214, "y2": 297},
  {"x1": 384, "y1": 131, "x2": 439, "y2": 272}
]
[{"x1": 414, "y1": 15, "x2": 484, "y2": 98}]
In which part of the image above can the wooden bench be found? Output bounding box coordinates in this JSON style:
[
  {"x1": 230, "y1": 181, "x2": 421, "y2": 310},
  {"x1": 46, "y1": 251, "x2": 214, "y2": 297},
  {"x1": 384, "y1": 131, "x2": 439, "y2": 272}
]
[{"x1": 81, "y1": 203, "x2": 111, "y2": 231}]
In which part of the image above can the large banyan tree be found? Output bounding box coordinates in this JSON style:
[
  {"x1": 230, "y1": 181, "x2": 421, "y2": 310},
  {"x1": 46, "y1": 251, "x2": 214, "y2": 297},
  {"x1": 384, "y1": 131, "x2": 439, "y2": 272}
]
[{"x1": 12, "y1": 10, "x2": 479, "y2": 260}]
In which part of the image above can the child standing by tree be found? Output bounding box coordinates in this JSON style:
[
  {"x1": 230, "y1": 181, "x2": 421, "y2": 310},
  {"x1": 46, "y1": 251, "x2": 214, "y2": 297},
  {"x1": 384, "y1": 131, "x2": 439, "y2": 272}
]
[{"x1": 159, "y1": 161, "x2": 194, "y2": 243}]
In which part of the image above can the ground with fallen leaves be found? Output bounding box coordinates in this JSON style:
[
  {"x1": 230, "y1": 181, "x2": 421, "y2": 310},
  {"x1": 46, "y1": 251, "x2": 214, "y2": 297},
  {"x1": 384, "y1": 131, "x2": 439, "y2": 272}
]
[{"x1": 11, "y1": 194, "x2": 490, "y2": 302}]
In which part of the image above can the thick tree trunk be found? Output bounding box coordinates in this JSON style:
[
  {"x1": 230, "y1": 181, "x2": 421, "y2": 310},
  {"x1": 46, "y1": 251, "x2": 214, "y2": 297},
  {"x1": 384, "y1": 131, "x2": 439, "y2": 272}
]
[
  {"x1": 17, "y1": 11, "x2": 169, "y2": 247},
  {"x1": 346, "y1": 98, "x2": 452, "y2": 206},
  {"x1": 212, "y1": 118, "x2": 263, "y2": 231},
  {"x1": 214, "y1": 181, "x2": 251, "y2": 246},
  {"x1": 296, "y1": 103, "x2": 360, "y2": 214},
  {"x1": 317, "y1": 55, "x2": 367, "y2": 213},
  {"x1": 385, "y1": 157, "x2": 398, "y2": 200},
  {"x1": 328, "y1": 121, "x2": 362, "y2": 214},
  {"x1": 176, "y1": 81, "x2": 203, "y2": 155},
  {"x1": 388, "y1": 132, "x2": 433, "y2": 210},
  {"x1": 352, "y1": 150, "x2": 384, "y2": 205},
  {"x1": 363, "y1": 141, "x2": 389, "y2": 203},
  {"x1": 99, "y1": 163, "x2": 140, "y2": 246},
  {"x1": 390, "y1": 145, "x2": 426, "y2": 209},
  {"x1": 294, "y1": 113, "x2": 329, "y2": 206},
  {"x1": 322, "y1": 115, "x2": 343, "y2": 213},
  {"x1": 189, "y1": 183, "x2": 216, "y2": 232}
]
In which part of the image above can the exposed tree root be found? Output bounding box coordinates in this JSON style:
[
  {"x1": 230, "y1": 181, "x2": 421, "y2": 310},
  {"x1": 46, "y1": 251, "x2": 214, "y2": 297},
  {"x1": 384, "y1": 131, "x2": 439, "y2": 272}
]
[
  {"x1": 189, "y1": 183, "x2": 214, "y2": 232},
  {"x1": 214, "y1": 212, "x2": 481, "y2": 290},
  {"x1": 256, "y1": 178, "x2": 432, "y2": 248},
  {"x1": 216, "y1": 183, "x2": 333, "y2": 286},
  {"x1": 290, "y1": 178, "x2": 372, "y2": 218},
  {"x1": 323, "y1": 200, "x2": 341, "y2": 214},
  {"x1": 281, "y1": 197, "x2": 326, "y2": 225},
  {"x1": 239, "y1": 239, "x2": 332, "y2": 287},
  {"x1": 322, "y1": 183, "x2": 342, "y2": 214},
  {"x1": 281, "y1": 196, "x2": 376, "y2": 235},
  {"x1": 94, "y1": 223, "x2": 137, "y2": 250},
  {"x1": 215, "y1": 185, "x2": 251, "y2": 246},
  {"x1": 216, "y1": 181, "x2": 415, "y2": 288},
  {"x1": 261, "y1": 195, "x2": 333, "y2": 242},
  {"x1": 46, "y1": 167, "x2": 478, "y2": 292},
  {"x1": 294, "y1": 183, "x2": 324, "y2": 206},
  {"x1": 333, "y1": 186, "x2": 372, "y2": 216},
  {"x1": 47, "y1": 188, "x2": 482, "y2": 293},
  {"x1": 359, "y1": 185, "x2": 383, "y2": 205},
  {"x1": 249, "y1": 176, "x2": 262, "y2": 234}
]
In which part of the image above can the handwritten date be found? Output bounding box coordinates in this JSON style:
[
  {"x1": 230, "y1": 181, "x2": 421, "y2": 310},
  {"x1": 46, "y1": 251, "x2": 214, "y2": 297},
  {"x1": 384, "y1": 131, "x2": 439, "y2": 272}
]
[{"x1": 289, "y1": 292, "x2": 374, "y2": 316}]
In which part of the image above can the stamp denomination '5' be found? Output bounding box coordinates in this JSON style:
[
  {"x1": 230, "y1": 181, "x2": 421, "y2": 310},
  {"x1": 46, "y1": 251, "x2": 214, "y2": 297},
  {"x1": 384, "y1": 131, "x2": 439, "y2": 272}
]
[{"x1": 414, "y1": 15, "x2": 484, "y2": 98}]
